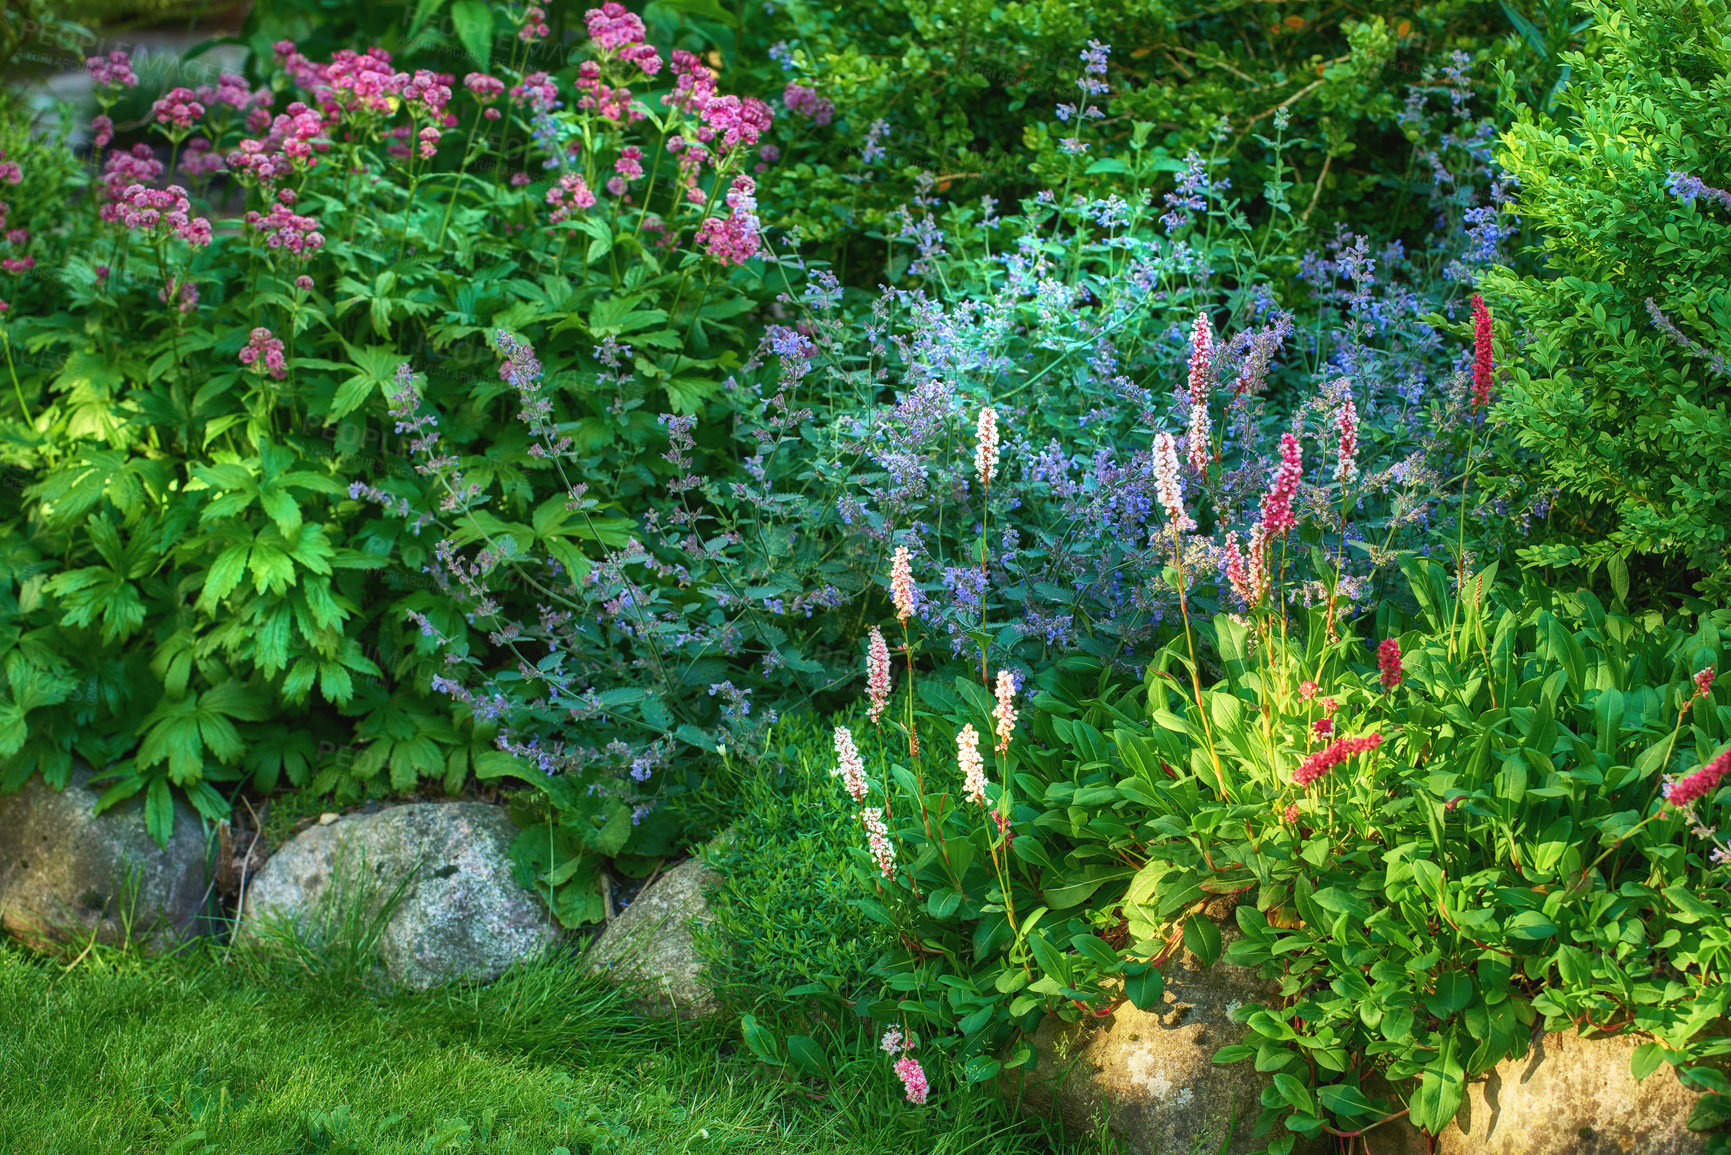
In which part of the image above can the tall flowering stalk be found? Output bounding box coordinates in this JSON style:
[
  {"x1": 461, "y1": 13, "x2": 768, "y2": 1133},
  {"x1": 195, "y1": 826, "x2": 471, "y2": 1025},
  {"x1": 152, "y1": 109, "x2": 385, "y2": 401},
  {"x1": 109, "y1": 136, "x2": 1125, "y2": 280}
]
[
  {"x1": 1450, "y1": 300, "x2": 1494, "y2": 659},
  {"x1": 1186, "y1": 311, "x2": 1213, "y2": 477},
  {"x1": 974, "y1": 405, "x2": 1000, "y2": 679},
  {"x1": 890, "y1": 545, "x2": 920, "y2": 759},
  {"x1": 1154, "y1": 429, "x2": 1225, "y2": 795}
]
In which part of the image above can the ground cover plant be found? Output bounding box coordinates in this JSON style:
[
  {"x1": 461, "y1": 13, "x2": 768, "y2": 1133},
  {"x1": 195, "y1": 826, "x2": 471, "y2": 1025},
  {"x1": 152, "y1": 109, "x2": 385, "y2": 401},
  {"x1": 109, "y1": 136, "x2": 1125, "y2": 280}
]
[{"x1": 0, "y1": 934, "x2": 1109, "y2": 1154}]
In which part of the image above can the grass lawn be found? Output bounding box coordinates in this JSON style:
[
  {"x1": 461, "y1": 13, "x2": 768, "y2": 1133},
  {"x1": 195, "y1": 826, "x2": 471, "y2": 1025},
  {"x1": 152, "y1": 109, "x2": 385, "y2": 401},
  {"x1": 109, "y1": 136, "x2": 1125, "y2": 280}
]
[{"x1": 0, "y1": 938, "x2": 1102, "y2": 1155}]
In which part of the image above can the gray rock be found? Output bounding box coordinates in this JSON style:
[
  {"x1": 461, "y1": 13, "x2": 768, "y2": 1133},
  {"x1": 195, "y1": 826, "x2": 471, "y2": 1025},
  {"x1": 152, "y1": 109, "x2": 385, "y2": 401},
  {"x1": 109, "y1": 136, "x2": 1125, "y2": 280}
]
[
  {"x1": 586, "y1": 855, "x2": 719, "y2": 1019},
  {"x1": 1009, "y1": 912, "x2": 1328, "y2": 1155},
  {"x1": 242, "y1": 802, "x2": 555, "y2": 990},
  {"x1": 0, "y1": 764, "x2": 210, "y2": 949},
  {"x1": 1369, "y1": 1029, "x2": 1713, "y2": 1155}
]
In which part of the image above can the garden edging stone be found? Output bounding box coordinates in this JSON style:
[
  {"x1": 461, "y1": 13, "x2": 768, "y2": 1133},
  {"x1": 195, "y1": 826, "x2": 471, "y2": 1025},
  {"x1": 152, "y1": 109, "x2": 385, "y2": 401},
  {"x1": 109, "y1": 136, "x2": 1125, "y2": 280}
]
[
  {"x1": 586, "y1": 852, "x2": 721, "y2": 1019},
  {"x1": 240, "y1": 801, "x2": 556, "y2": 990},
  {"x1": 0, "y1": 763, "x2": 210, "y2": 950}
]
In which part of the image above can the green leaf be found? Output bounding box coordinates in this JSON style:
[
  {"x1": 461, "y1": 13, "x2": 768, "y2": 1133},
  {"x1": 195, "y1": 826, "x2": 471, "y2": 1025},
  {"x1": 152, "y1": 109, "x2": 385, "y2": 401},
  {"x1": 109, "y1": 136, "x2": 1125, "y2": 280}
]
[
  {"x1": 450, "y1": 0, "x2": 494, "y2": 68},
  {"x1": 1506, "y1": 910, "x2": 1559, "y2": 940},
  {"x1": 1427, "y1": 970, "x2": 1473, "y2": 1016},
  {"x1": 1318, "y1": 1084, "x2": 1378, "y2": 1118},
  {"x1": 1630, "y1": 1042, "x2": 1668, "y2": 1081},
  {"x1": 145, "y1": 776, "x2": 174, "y2": 849},
  {"x1": 785, "y1": 1035, "x2": 831, "y2": 1080},
  {"x1": 1126, "y1": 965, "x2": 1165, "y2": 1010},
  {"x1": 1183, "y1": 915, "x2": 1222, "y2": 968}
]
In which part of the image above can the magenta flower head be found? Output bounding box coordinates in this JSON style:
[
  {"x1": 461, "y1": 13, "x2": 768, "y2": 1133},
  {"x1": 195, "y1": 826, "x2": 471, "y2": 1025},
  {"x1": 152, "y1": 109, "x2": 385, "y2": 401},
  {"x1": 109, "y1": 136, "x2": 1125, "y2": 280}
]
[
  {"x1": 586, "y1": 2, "x2": 646, "y2": 51},
  {"x1": 866, "y1": 626, "x2": 893, "y2": 725},
  {"x1": 239, "y1": 327, "x2": 287, "y2": 379},
  {"x1": 464, "y1": 73, "x2": 505, "y2": 102},
  {"x1": 151, "y1": 87, "x2": 205, "y2": 131},
  {"x1": 1294, "y1": 732, "x2": 1383, "y2": 788},
  {"x1": 1694, "y1": 665, "x2": 1715, "y2": 701},
  {"x1": 1471, "y1": 293, "x2": 1494, "y2": 409},
  {"x1": 1153, "y1": 431, "x2": 1195, "y2": 533},
  {"x1": 1665, "y1": 746, "x2": 1730, "y2": 809},
  {"x1": 86, "y1": 50, "x2": 138, "y2": 90},
  {"x1": 1186, "y1": 311, "x2": 1212, "y2": 475},
  {"x1": 1258, "y1": 432, "x2": 1302, "y2": 536},
  {"x1": 1377, "y1": 636, "x2": 1403, "y2": 690}
]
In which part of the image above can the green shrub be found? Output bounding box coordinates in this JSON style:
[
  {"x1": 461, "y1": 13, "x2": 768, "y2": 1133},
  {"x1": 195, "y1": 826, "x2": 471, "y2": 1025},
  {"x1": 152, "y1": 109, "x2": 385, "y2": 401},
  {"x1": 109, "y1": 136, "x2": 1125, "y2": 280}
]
[
  {"x1": 734, "y1": 0, "x2": 1553, "y2": 267},
  {"x1": 0, "y1": 10, "x2": 792, "y2": 891},
  {"x1": 1487, "y1": 0, "x2": 1731, "y2": 595},
  {"x1": 835, "y1": 559, "x2": 1731, "y2": 1149}
]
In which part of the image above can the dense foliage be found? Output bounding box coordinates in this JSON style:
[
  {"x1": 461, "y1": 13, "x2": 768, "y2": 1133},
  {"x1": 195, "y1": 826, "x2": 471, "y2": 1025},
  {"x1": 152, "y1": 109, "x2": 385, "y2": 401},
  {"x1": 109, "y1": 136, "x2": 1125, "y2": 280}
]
[
  {"x1": 1487, "y1": 0, "x2": 1731, "y2": 596},
  {"x1": 829, "y1": 560, "x2": 1731, "y2": 1149},
  {"x1": 3, "y1": 0, "x2": 1730, "y2": 1146}
]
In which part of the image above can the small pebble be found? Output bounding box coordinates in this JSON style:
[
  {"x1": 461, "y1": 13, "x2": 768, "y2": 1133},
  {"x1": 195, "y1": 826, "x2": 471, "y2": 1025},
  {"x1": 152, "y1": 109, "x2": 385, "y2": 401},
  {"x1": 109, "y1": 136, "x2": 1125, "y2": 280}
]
[{"x1": 318, "y1": 812, "x2": 339, "y2": 825}]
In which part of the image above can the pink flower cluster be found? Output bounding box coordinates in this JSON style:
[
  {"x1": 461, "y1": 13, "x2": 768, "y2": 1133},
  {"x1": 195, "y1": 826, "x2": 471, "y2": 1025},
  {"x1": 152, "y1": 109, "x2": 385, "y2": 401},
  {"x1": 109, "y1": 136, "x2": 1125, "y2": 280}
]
[
  {"x1": 273, "y1": 40, "x2": 328, "y2": 91},
  {"x1": 180, "y1": 137, "x2": 227, "y2": 177},
  {"x1": 833, "y1": 724, "x2": 868, "y2": 804},
  {"x1": 1335, "y1": 388, "x2": 1359, "y2": 486},
  {"x1": 1153, "y1": 431, "x2": 1194, "y2": 533},
  {"x1": 1378, "y1": 636, "x2": 1403, "y2": 689},
  {"x1": 866, "y1": 626, "x2": 893, "y2": 724},
  {"x1": 98, "y1": 145, "x2": 163, "y2": 220},
  {"x1": 889, "y1": 546, "x2": 918, "y2": 622},
  {"x1": 993, "y1": 668, "x2": 1017, "y2": 753},
  {"x1": 1696, "y1": 666, "x2": 1717, "y2": 701},
  {"x1": 246, "y1": 187, "x2": 323, "y2": 258},
  {"x1": 151, "y1": 87, "x2": 206, "y2": 131},
  {"x1": 92, "y1": 114, "x2": 114, "y2": 149},
  {"x1": 1294, "y1": 733, "x2": 1383, "y2": 788},
  {"x1": 465, "y1": 72, "x2": 505, "y2": 120},
  {"x1": 1665, "y1": 746, "x2": 1729, "y2": 809},
  {"x1": 975, "y1": 406, "x2": 1000, "y2": 487},
  {"x1": 783, "y1": 83, "x2": 834, "y2": 125},
  {"x1": 159, "y1": 277, "x2": 197, "y2": 313},
  {"x1": 1259, "y1": 432, "x2": 1303, "y2": 536},
  {"x1": 547, "y1": 173, "x2": 598, "y2": 223},
  {"x1": 607, "y1": 145, "x2": 645, "y2": 197},
  {"x1": 86, "y1": 50, "x2": 138, "y2": 89},
  {"x1": 512, "y1": 71, "x2": 561, "y2": 114},
  {"x1": 1471, "y1": 294, "x2": 1494, "y2": 409},
  {"x1": 520, "y1": 4, "x2": 551, "y2": 42},
  {"x1": 1222, "y1": 525, "x2": 1268, "y2": 605},
  {"x1": 325, "y1": 47, "x2": 406, "y2": 115},
  {"x1": 1661, "y1": 744, "x2": 1731, "y2": 810},
  {"x1": 0, "y1": 150, "x2": 17, "y2": 186},
  {"x1": 862, "y1": 807, "x2": 896, "y2": 878},
  {"x1": 1186, "y1": 311, "x2": 1212, "y2": 475},
  {"x1": 574, "y1": 60, "x2": 644, "y2": 124},
  {"x1": 114, "y1": 183, "x2": 212, "y2": 246},
  {"x1": 228, "y1": 104, "x2": 327, "y2": 185},
  {"x1": 695, "y1": 175, "x2": 762, "y2": 265},
  {"x1": 894, "y1": 1055, "x2": 929, "y2": 1105},
  {"x1": 239, "y1": 327, "x2": 287, "y2": 378},
  {"x1": 663, "y1": 50, "x2": 772, "y2": 154},
  {"x1": 959, "y1": 724, "x2": 988, "y2": 806},
  {"x1": 196, "y1": 72, "x2": 271, "y2": 112},
  {"x1": 585, "y1": 2, "x2": 662, "y2": 74}
]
